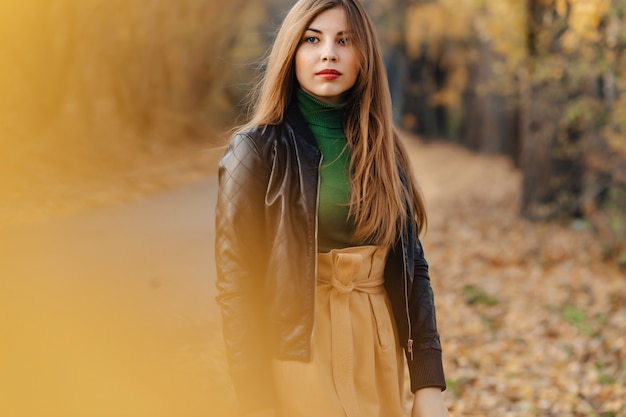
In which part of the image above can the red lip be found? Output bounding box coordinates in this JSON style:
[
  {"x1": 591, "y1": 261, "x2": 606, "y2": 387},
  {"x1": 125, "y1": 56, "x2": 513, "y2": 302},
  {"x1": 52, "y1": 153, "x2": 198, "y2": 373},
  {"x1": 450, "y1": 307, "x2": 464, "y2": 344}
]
[{"x1": 316, "y1": 69, "x2": 342, "y2": 75}]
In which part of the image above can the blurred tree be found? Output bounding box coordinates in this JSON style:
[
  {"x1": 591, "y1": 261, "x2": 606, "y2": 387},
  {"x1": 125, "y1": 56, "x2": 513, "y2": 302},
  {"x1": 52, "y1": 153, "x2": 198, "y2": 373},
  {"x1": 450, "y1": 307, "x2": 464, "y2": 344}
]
[
  {"x1": 0, "y1": 0, "x2": 272, "y2": 212},
  {"x1": 87, "y1": 0, "x2": 249, "y2": 139},
  {"x1": 402, "y1": 0, "x2": 526, "y2": 156},
  {"x1": 0, "y1": 0, "x2": 78, "y2": 129},
  {"x1": 0, "y1": 0, "x2": 256, "y2": 164},
  {"x1": 397, "y1": 0, "x2": 626, "y2": 256},
  {"x1": 362, "y1": 0, "x2": 410, "y2": 122},
  {"x1": 521, "y1": 0, "x2": 626, "y2": 255},
  {"x1": 402, "y1": 2, "x2": 465, "y2": 138}
]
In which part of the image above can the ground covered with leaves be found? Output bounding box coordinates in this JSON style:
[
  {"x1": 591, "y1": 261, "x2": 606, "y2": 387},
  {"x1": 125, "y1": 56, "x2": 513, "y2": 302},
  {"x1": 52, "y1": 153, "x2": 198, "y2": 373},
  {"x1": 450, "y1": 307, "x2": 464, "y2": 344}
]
[{"x1": 403, "y1": 138, "x2": 626, "y2": 417}]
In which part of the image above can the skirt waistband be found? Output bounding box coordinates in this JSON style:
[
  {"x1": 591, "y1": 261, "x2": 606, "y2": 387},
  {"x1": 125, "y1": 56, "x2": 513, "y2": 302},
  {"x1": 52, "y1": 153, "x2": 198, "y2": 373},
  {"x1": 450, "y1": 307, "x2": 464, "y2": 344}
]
[{"x1": 317, "y1": 245, "x2": 388, "y2": 292}]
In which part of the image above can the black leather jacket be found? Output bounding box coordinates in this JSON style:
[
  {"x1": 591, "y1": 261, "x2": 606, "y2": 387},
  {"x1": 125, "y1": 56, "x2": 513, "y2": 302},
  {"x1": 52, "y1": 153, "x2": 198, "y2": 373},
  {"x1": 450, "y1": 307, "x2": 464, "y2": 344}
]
[{"x1": 215, "y1": 103, "x2": 445, "y2": 414}]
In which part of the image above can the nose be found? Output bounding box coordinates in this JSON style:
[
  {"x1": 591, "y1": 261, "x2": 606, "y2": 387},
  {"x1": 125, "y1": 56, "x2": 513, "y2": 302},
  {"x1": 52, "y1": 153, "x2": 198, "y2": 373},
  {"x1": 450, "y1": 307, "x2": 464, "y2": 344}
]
[{"x1": 321, "y1": 42, "x2": 338, "y2": 62}]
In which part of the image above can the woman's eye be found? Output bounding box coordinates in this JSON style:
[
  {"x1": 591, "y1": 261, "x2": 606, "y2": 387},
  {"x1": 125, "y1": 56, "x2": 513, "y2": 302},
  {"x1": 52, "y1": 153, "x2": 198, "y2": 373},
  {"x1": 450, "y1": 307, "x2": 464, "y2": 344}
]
[
  {"x1": 338, "y1": 38, "x2": 350, "y2": 45},
  {"x1": 304, "y1": 36, "x2": 318, "y2": 43}
]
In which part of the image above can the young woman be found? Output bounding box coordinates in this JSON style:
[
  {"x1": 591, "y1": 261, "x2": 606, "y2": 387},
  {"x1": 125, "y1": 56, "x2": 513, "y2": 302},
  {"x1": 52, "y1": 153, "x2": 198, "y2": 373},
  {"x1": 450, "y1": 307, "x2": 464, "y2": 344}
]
[{"x1": 215, "y1": 1, "x2": 449, "y2": 416}]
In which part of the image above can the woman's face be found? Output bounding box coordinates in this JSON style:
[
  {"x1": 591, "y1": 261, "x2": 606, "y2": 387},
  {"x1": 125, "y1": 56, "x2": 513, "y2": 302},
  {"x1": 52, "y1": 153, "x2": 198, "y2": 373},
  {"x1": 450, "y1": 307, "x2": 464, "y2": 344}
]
[{"x1": 295, "y1": 7, "x2": 360, "y2": 105}]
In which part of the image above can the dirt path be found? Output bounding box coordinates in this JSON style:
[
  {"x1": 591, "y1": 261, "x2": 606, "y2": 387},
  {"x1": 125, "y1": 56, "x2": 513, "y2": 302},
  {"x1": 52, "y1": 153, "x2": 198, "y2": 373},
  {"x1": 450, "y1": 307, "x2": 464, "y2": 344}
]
[
  {"x1": 1, "y1": 135, "x2": 624, "y2": 417},
  {"x1": 0, "y1": 177, "x2": 228, "y2": 417}
]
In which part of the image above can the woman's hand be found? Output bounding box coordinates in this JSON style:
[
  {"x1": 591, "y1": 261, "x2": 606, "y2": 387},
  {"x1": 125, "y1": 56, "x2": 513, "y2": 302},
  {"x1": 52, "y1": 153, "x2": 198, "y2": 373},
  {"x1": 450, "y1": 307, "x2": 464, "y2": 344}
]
[{"x1": 411, "y1": 387, "x2": 450, "y2": 417}]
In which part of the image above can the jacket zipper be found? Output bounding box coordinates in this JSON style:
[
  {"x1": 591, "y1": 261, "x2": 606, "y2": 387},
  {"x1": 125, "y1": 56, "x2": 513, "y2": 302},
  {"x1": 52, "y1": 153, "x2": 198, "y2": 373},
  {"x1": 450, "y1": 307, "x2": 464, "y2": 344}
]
[
  {"x1": 309, "y1": 153, "x2": 323, "y2": 355},
  {"x1": 402, "y1": 237, "x2": 414, "y2": 361}
]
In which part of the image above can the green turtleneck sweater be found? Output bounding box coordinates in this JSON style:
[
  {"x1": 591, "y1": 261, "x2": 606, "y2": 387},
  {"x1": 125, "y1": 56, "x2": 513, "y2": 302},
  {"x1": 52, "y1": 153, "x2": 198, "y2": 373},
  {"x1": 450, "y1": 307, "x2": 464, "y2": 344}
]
[{"x1": 296, "y1": 89, "x2": 354, "y2": 253}]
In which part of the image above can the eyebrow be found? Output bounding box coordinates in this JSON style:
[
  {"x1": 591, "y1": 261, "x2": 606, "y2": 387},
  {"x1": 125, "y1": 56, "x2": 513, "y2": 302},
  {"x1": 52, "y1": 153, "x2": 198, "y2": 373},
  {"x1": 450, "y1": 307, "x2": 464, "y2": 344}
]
[{"x1": 305, "y1": 27, "x2": 350, "y2": 36}]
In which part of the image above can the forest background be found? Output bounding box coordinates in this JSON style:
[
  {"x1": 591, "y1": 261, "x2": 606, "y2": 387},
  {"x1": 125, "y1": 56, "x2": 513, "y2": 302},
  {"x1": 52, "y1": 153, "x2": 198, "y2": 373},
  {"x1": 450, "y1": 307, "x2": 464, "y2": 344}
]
[
  {"x1": 1, "y1": 0, "x2": 625, "y2": 259},
  {"x1": 1, "y1": 0, "x2": 625, "y2": 416}
]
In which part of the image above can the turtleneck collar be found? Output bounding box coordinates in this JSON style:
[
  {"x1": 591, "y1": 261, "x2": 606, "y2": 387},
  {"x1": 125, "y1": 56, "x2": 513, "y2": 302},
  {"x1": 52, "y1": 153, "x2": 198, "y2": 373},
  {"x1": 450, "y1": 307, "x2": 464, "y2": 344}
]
[{"x1": 296, "y1": 88, "x2": 346, "y2": 130}]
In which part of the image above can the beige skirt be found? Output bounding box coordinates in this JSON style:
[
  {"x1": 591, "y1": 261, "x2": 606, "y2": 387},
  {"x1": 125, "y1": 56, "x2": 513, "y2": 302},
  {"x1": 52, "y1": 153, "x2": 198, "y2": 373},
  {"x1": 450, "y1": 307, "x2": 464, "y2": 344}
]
[{"x1": 272, "y1": 245, "x2": 404, "y2": 417}]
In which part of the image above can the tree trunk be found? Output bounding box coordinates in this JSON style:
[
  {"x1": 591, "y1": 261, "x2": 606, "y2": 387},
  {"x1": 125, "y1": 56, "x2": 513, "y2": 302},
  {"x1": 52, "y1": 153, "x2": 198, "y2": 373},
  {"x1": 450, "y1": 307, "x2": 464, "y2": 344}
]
[{"x1": 519, "y1": 0, "x2": 586, "y2": 219}]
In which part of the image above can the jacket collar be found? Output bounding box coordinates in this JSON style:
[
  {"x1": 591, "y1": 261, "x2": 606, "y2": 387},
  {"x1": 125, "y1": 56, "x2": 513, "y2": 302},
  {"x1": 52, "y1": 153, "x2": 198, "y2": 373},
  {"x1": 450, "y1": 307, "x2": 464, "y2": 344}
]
[{"x1": 285, "y1": 99, "x2": 319, "y2": 149}]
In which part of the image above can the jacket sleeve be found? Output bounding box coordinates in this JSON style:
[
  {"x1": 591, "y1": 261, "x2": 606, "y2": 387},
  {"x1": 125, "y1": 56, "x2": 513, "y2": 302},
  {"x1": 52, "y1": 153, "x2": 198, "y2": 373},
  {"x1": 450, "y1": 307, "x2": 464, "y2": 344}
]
[
  {"x1": 215, "y1": 133, "x2": 276, "y2": 414},
  {"x1": 407, "y1": 236, "x2": 447, "y2": 393}
]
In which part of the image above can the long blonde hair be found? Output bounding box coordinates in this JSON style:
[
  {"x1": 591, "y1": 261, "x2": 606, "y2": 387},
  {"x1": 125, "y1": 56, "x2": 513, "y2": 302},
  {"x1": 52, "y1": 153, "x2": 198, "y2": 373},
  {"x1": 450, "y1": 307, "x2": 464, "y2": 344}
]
[{"x1": 240, "y1": 0, "x2": 427, "y2": 246}]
